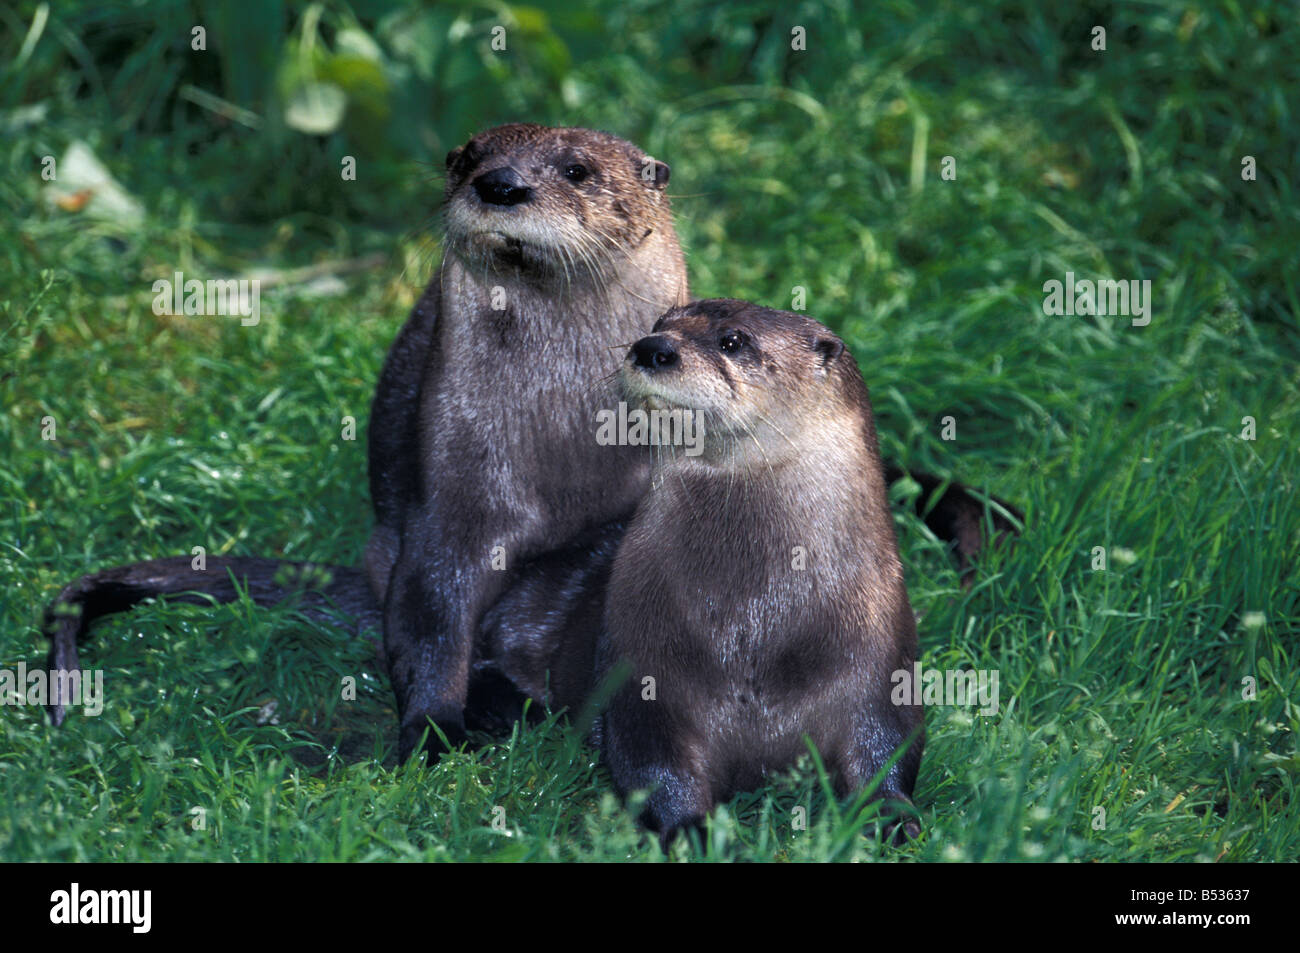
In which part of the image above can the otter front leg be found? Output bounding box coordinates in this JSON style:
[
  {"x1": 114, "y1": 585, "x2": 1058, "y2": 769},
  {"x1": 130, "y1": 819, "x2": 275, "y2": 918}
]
[
  {"x1": 384, "y1": 515, "x2": 514, "y2": 762},
  {"x1": 642, "y1": 767, "x2": 712, "y2": 851},
  {"x1": 600, "y1": 698, "x2": 713, "y2": 849},
  {"x1": 838, "y1": 706, "x2": 925, "y2": 840}
]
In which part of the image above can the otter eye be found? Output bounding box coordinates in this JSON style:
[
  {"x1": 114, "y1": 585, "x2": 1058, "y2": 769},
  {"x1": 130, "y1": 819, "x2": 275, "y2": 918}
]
[
  {"x1": 719, "y1": 331, "x2": 744, "y2": 354},
  {"x1": 564, "y1": 163, "x2": 588, "y2": 183}
]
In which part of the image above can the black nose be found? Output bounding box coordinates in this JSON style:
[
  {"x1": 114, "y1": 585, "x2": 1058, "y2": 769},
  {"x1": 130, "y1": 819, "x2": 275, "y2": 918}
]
[
  {"x1": 473, "y1": 167, "x2": 532, "y2": 206},
  {"x1": 631, "y1": 335, "x2": 678, "y2": 369}
]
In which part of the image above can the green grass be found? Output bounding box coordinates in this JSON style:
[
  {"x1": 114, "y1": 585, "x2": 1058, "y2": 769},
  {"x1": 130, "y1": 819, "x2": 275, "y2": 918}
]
[{"x1": 1, "y1": 0, "x2": 1297, "y2": 861}]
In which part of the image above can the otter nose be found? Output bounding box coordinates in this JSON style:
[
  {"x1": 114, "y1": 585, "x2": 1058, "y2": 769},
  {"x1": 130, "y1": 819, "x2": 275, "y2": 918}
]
[
  {"x1": 473, "y1": 167, "x2": 533, "y2": 206},
  {"x1": 631, "y1": 335, "x2": 679, "y2": 369}
]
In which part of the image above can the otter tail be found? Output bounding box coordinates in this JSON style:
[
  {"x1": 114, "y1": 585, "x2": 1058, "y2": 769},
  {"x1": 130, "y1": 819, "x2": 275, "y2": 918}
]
[
  {"x1": 884, "y1": 466, "x2": 1023, "y2": 573},
  {"x1": 43, "y1": 555, "x2": 380, "y2": 725}
]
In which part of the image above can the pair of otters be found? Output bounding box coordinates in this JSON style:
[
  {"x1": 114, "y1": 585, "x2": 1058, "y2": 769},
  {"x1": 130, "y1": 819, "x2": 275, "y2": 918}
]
[{"x1": 46, "y1": 124, "x2": 1017, "y2": 844}]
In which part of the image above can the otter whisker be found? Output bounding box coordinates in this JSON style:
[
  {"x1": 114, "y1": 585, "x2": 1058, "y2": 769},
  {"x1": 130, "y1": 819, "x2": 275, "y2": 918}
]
[
  {"x1": 735, "y1": 415, "x2": 777, "y2": 484},
  {"x1": 581, "y1": 367, "x2": 624, "y2": 400},
  {"x1": 750, "y1": 408, "x2": 801, "y2": 456}
]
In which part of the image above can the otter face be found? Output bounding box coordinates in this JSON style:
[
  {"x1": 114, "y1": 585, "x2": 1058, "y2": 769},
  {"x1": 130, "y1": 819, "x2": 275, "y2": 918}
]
[
  {"x1": 442, "y1": 124, "x2": 671, "y2": 285},
  {"x1": 619, "y1": 299, "x2": 849, "y2": 465}
]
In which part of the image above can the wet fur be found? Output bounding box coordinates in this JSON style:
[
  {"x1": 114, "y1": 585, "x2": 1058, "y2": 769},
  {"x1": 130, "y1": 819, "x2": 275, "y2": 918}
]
[{"x1": 359, "y1": 125, "x2": 686, "y2": 758}]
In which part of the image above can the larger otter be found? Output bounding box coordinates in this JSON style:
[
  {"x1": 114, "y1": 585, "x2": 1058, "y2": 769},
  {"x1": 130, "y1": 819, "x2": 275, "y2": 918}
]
[
  {"x1": 598, "y1": 300, "x2": 923, "y2": 842},
  {"x1": 43, "y1": 124, "x2": 1012, "y2": 761},
  {"x1": 366, "y1": 124, "x2": 687, "y2": 757},
  {"x1": 46, "y1": 124, "x2": 685, "y2": 759}
]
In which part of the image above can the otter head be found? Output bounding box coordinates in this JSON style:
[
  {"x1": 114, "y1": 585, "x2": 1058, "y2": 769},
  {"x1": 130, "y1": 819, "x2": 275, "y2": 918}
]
[
  {"x1": 619, "y1": 299, "x2": 858, "y2": 468},
  {"x1": 442, "y1": 124, "x2": 674, "y2": 290}
]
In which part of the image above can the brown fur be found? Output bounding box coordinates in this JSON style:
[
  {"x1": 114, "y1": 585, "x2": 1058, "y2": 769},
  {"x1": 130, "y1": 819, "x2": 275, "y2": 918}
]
[
  {"x1": 43, "y1": 125, "x2": 689, "y2": 748},
  {"x1": 368, "y1": 124, "x2": 688, "y2": 757},
  {"x1": 597, "y1": 300, "x2": 924, "y2": 843}
]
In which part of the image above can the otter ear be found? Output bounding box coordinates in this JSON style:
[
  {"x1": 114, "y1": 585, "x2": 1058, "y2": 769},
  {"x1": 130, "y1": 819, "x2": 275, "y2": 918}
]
[
  {"x1": 812, "y1": 334, "x2": 844, "y2": 369},
  {"x1": 638, "y1": 157, "x2": 671, "y2": 190},
  {"x1": 445, "y1": 146, "x2": 463, "y2": 170}
]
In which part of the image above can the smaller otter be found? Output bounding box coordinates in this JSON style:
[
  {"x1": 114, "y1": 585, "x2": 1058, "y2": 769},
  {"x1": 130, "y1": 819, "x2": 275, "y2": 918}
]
[{"x1": 597, "y1": 300, "x2": 923, "y2": 844}]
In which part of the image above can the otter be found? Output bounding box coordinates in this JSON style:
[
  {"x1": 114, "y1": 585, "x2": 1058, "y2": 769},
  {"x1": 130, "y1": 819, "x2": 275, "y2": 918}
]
[
  {"x1": 597, "y1": 300, "x2": 923, "y2": 843},
  {"x1": 46, "y1": 124, "x2": 685, "y2": 759},
  {"x1": 363, "y1": 124, "x2": 689, "y2": 758},
  {"x1": 43, "y1": 123, "x2": 1013, "y2": 762}
]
